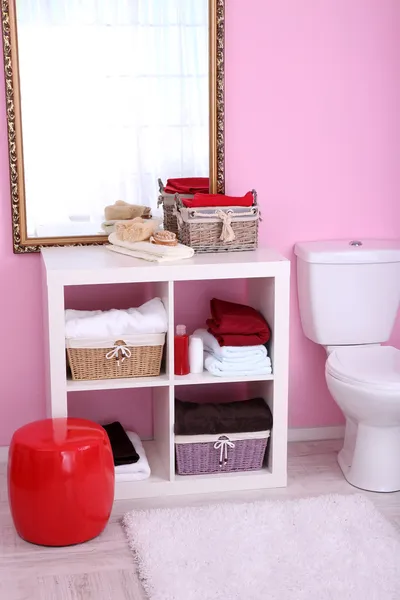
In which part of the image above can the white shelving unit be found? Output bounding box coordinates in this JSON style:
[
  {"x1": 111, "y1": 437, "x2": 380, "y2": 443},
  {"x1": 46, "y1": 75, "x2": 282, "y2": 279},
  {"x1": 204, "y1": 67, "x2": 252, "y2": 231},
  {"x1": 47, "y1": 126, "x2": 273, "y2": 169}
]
[{"x1": 41, "y1": 246, "x2": 290, "y2": 500}]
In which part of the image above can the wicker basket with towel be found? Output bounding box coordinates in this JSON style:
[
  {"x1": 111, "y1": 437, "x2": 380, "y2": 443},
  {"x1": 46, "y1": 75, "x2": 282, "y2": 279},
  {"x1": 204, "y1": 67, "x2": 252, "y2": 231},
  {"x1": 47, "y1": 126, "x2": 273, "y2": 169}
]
[
  {"x1": 174, "y1": 190, "x2": 259, "y2": 253},
  {"x1": 174, "y1": 397, "x2": 272, "y2": 475},
  {"x1": 65, "y1": 299, "x2": 167, "y2": 381},
  {"x1": 157, "y1": 177, "x2": 209, "y2": 236}
]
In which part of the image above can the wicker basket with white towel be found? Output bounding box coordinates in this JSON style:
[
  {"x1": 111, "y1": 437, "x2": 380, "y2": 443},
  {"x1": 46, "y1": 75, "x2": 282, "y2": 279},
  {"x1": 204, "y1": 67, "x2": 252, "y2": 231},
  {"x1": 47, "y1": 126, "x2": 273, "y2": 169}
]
[{"x1": 65, "y1": 298, "x2": 167, "y2": 381}]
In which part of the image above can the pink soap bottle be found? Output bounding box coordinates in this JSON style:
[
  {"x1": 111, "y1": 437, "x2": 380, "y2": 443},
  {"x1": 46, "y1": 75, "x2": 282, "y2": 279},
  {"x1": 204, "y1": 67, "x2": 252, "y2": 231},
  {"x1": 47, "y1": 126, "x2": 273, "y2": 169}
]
[{"x1": 174, "y1": 324, "x2": 190, "y2": 376}]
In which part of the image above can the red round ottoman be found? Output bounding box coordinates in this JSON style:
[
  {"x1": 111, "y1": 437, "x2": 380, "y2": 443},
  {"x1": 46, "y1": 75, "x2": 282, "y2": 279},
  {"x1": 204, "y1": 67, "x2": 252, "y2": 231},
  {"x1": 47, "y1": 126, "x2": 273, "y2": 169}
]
[{"x1": 8, "y1": 418, "x2": 115, "y2": 546}]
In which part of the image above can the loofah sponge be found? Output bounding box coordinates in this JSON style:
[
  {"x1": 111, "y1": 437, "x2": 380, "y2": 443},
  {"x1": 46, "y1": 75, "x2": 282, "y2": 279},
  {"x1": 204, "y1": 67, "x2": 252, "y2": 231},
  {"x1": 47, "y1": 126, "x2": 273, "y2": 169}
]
[{"x1": 115, "y1": 218, "x2": 160, "y2": 243}]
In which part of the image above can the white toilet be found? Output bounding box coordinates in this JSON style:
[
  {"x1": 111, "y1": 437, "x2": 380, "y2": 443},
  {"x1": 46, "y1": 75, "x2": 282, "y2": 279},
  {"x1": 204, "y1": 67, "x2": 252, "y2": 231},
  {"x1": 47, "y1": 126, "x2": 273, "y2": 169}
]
[{"x1": 295, "y1": 239, "x2": 400, "y2": 493}]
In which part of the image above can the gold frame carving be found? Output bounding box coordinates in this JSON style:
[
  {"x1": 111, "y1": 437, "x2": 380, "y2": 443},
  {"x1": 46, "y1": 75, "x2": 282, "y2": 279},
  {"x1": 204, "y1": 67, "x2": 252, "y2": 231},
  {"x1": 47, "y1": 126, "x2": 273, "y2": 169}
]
[{"x1": 1, "y1": 0, "x2": 225, "y2": 253}]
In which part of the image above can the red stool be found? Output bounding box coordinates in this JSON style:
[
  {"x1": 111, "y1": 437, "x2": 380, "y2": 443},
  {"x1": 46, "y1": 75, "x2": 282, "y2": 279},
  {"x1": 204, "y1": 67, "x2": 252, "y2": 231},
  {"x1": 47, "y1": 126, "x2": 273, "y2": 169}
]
[{"x1": 8, "y1": 418, "x2": 115, "y2": 546}]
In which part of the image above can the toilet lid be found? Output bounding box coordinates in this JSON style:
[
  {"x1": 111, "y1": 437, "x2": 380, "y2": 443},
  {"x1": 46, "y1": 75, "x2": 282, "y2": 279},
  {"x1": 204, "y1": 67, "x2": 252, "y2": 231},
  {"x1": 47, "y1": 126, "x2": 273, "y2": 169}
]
[{"x1": 326, "y1": 346, "x2": 400, "y2": 390}]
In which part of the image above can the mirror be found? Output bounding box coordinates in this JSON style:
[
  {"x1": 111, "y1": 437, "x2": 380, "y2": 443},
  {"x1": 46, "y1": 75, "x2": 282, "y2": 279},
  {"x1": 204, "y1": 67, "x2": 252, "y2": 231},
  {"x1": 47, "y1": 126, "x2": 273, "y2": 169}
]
[{"x1": 1, "y1": 0, "x2": 224, "y2": 252}]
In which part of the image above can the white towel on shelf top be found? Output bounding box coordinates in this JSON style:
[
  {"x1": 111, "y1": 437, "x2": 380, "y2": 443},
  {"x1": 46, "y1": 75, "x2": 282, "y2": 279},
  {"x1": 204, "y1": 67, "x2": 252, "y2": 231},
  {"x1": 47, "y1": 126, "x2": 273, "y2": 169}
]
[
  {"x1": 107, "y1": 233, "x2": 194, "y2": 263},
  {"x1": 65, "y1": 297, "x2": 167, "y2": 339},
  {"x1": 115, "y1": 431, "x2": 151, "y2": 483},
  {"x1": 193, "y1": 328, "x2": 268, "y2": 360},
  {"x1": 204, "y1": 352, "x2": 272, "y2": 377}
]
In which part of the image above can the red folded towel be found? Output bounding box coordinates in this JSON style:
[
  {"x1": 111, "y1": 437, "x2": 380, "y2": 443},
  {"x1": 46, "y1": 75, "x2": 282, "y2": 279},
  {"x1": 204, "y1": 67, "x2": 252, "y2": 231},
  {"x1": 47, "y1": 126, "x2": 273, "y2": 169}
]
[
  {"x1": 182, "y1": 191, "x2": 254, "y2": 208},
  {"x1": 164, "y1": 177, "x2": 209, "y2": 195},
  {"x1": 210, "y1": 332, "x2": 269, "y2": 347},
  {"x1": 207, "y1": 298, "x2": 271, "y2": 347}
]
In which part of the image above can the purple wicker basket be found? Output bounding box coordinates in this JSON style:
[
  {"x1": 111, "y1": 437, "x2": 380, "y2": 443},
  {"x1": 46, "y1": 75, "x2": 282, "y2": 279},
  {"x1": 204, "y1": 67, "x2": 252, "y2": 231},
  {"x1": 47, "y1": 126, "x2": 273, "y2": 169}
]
[{"x1": 175, "y1": 431, "x2": 270, "y2": 476}]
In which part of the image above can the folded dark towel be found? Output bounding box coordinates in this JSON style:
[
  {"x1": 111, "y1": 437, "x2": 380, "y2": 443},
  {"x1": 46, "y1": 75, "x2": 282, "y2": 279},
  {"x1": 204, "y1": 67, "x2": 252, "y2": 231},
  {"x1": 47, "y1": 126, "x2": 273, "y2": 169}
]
[
  {"x1": 103, "y1": 422, "x2": 140, "y2": 466},
  {"x1": 174, "y1": 398, "x2": 273, "y2": 436}
]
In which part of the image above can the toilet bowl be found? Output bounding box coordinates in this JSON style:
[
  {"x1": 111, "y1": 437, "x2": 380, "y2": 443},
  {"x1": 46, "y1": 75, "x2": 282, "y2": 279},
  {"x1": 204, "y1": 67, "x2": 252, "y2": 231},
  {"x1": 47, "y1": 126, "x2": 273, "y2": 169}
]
[
  {"x1": 325, "y1": 345, "x2": 400, "y2": 492},
  {"x1": 294, "y1": 239, "x2": 400, "y2": 493}
]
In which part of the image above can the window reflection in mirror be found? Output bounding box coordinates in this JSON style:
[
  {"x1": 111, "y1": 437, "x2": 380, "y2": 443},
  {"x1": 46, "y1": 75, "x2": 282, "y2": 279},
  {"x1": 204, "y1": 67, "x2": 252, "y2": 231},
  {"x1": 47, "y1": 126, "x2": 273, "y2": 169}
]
[{"x1": 15, "y1": 0, "x2": 209, "y2": 238}]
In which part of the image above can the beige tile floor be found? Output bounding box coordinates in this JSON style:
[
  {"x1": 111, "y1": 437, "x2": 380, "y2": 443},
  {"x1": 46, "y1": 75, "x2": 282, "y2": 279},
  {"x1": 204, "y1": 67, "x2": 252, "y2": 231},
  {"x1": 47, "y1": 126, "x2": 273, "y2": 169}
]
[{"x1": 1, "y1": 439, "x2": 399, "y2": 600}]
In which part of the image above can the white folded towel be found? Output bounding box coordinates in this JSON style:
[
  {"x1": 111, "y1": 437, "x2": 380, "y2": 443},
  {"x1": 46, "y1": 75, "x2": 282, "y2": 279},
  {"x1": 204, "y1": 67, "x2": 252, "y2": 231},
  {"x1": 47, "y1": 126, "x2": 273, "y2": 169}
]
[
  {"x1": 115, "y1": 431, "x2": 151, "y2": 482},
  {"x1": 208, "y1": 354, "x2": 272, "y2": 369},
  {"x1": 65, "y1": 297, "x2": 167, "y2": 339},
  {"x1": 193, "y1": 329, "x2": 268, "y2": 360},
  {"x1": 204, "y1": 352, "x2": 272, "y2": 377},
  {"x1": 107, "y1": 233, "x2": 194, "y2": 263}
]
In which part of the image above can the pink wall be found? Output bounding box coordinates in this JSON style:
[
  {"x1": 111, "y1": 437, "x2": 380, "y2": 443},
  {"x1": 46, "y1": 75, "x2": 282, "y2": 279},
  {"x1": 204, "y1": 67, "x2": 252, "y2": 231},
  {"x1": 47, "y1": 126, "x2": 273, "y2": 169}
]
[
  {"x1": 225, "y1": 0, "x2": 400, "y2": 427},
  {"x1": 1, "y1": 0, "x2": 400, "y2": 443}
]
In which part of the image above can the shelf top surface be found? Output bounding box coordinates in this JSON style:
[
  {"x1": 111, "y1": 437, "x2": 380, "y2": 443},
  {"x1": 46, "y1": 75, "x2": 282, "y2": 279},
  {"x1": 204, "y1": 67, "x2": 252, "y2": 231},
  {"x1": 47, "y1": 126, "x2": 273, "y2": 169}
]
[{"x1": 41, "y1": 246, "x2": 289, "y2": 284}]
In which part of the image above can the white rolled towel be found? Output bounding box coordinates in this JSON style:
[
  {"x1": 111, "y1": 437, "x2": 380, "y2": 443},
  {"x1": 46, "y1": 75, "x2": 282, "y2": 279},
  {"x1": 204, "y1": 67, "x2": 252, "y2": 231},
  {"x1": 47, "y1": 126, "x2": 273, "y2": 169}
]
[
  {"x1": 193, "y1": 328, "x2": 268, "y2": 360},
  {"x1": 115, "y1": 431, "x2": 151, "y2": 482},
  {"x1": 106, "y1": 233, "x2": 194, "y2": 263},
  {"x1": 204, "y1": 352, "x2": 272, "y2": 377},
  {"x1": 65, "y1": 297, "x2": 167, "y2": 339}
]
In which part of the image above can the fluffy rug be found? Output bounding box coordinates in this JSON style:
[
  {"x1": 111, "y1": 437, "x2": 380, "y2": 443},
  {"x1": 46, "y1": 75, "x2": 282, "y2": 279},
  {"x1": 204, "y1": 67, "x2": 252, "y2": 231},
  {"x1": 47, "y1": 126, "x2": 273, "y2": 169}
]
[{"x1": 123, "y1": 494, "x2": 400, "y2": 600}]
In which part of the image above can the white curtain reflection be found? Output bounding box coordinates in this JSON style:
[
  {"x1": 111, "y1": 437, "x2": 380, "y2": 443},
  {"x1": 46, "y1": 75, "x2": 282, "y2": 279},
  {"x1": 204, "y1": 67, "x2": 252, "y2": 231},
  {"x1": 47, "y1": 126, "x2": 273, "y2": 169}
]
[{"x1": 16, "y1": 0, "x2": 209, "y2": 236}]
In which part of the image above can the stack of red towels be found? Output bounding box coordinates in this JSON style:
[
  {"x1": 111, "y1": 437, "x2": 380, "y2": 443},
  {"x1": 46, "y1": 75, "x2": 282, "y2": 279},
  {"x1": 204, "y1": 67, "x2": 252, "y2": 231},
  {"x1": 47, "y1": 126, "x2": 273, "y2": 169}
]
[
  {"x1": 194, "y1": 299, "x2": 272, "y2": 377},
  {"x1": 182, "y1": 191, "x2": 254, "y2": 209},
  {"x1": 207, "y1": 298, "x2": 270, "y2": 346},
  {"x1": 162, "y1": 177, "x2": 254, "y2": 209},
  {"x1": 164, "y1": 177, "x2": 209, "y2": 195}
]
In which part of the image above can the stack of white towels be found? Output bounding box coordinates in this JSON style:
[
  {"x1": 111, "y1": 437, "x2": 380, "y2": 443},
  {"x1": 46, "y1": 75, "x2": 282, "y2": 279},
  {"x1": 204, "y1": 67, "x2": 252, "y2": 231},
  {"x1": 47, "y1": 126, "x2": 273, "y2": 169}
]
[
  {"x1": 107, "y1": 233, "x2": 194, "y2": 263},
  {"x1": 65, "y1": 298, "x2": 168, "y2": 339},
  {"x1": 115, "y1": 432, "x2": 151, "y2": 483},
  {"x1": 193, "y1": 329, "x2": 272, "y2": 377}
]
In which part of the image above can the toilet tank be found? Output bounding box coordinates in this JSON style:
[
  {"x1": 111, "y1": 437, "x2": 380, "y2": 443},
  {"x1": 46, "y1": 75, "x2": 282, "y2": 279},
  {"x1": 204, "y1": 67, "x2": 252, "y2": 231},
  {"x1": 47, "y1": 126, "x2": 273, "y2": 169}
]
[{"x1": 295, "y1": 240, "x2": 400, "y2": 346}]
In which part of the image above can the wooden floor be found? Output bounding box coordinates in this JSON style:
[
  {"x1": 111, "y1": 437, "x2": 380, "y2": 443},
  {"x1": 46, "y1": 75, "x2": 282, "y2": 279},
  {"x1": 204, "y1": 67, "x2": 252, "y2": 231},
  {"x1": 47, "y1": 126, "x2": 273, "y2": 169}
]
[{"x1": 2, "y1": 439, "x2": 400, "y2": 600}]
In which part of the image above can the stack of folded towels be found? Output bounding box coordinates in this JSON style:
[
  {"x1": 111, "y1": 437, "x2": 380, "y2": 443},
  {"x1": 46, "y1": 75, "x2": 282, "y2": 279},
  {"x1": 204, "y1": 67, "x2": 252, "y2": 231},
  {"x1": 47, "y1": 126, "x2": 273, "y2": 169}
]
[
  {"x1": 107, "y1": 234, "x2": 194, "y2": 263},
  {"x1": 103, "y1": 422, "x2": 151, "y2": 482},
  {"x1": 104, "y1": 207, "x2": 194, "y2": 263},
  {"x1": 193, "y1": 298, "x2": 272, "y2": 377}
]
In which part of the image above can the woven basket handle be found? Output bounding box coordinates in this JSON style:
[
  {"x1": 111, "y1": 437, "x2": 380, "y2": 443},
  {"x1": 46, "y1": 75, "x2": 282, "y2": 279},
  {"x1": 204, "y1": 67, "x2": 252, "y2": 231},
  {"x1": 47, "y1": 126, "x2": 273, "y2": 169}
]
[
  {"x1": 172, "y1": 203, "x2": 184, "y2": 229},
  {"x1": 157, "y1": 179, "x2": 165, "y2": 207}
]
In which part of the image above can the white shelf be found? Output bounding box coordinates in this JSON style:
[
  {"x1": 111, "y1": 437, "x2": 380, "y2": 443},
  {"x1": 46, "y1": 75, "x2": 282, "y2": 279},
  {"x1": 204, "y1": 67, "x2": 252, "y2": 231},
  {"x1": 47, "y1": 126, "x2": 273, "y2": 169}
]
[
  {"x1": 42, "y1": 246, "x2": 290, "y2": 500},
  {"x1": 67, "y1": 374, "x2": 170, "y2": 392},
  {"x1": 66, "y1": 371, "x2": 273, "y2": 391},
  {"x1": 115, "y1": 464, "x2": 286, "y2": 500},
  {"x1": 41, "y1": 245, "x2": 287, "y2": 285},
  {"x1": 173, "y1": 371, "x2": 274, "y2": 386}
]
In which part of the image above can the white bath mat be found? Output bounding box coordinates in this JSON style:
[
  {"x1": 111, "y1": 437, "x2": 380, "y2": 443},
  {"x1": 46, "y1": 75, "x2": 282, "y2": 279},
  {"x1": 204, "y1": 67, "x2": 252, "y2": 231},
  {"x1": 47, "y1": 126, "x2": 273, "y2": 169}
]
[{"x1": 123, "y1": 494, "x2": 400, "y2": 600}]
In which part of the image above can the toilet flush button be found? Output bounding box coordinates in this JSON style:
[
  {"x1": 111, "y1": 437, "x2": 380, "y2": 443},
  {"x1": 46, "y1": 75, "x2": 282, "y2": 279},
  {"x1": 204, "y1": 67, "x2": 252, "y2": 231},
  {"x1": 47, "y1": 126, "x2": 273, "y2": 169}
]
[{"x1": 349, "y1": 240, "x2": 363, "y2": 247}]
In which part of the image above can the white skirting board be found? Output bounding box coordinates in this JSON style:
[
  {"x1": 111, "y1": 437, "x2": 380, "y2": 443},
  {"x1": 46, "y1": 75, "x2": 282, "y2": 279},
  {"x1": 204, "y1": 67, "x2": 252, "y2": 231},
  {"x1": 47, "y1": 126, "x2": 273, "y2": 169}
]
[
  {"x1": 287, "y1": 425, "x2": 345, "y2": 443},
  {"x1": 0, "y1": 426, "x2": 345, "y2": 463},
  {"x1": 0, "y1": 446, "x2": 8, "y2": 462}
]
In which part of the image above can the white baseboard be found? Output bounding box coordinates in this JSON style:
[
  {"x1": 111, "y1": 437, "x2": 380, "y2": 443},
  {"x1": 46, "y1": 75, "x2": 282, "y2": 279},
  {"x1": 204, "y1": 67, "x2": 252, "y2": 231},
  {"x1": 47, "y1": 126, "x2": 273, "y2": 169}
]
[
  {"x1": 0, "y1": 446, "x2": 9, "y2": 462},
  {"x1": 0, "y1": 427, "x2": 345, "y2": 463},
  {"x1": 288, "y1": 426, "x2": 345, "y2": 443}
]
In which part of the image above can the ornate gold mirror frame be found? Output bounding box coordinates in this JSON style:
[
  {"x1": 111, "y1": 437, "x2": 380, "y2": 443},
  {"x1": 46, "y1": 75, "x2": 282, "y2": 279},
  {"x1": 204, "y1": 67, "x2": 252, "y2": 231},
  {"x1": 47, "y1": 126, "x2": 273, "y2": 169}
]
[{"x1": 1, "y1": 0, "x2": 225, "y2": 253}]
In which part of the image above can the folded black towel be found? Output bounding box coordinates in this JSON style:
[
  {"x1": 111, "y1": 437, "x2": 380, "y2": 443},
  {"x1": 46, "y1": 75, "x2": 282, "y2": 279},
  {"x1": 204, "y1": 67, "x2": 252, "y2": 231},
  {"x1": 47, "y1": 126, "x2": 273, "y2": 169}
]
[
  {"x1": 103, "y1": 422, "x2": 140, "y2": 466},
  {"x1": 174, "y1": 398, "x2": 273, "y2": 436}
]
